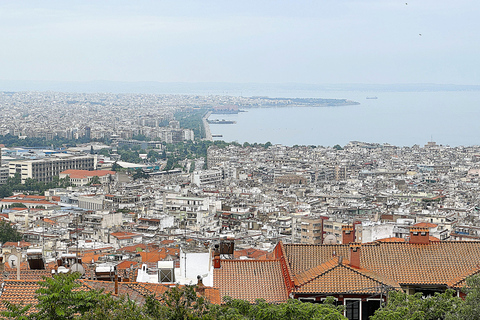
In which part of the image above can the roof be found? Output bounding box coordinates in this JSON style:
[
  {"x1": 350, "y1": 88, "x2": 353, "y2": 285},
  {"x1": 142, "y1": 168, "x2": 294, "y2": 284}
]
[
  {"x1": 116, "y1": 260, "x2": 138, "y2": 269},
  {"x1": 1, "y1": 199, "x2": 57, "y2": 205},
  {"x1": 139, "y1": 247, "x2": 180, "y2": 263},
  {"x1": 283, "y1": 241, "x2": 480, "y2": 288},
  {"x1": 294, "y1": 257, "x2": 401, "y2": 295},
  {"x1": 0, "y1": 278, "x2": 91, "y2": 315},
  {"x1": 110, "y1": 232, "x2": 142, "y2": 239},
  {"x1": 213, "y1": 259, "x2": 289, "y2": 303},
  {"x1": 375, "y1": 237, "x2": 406, "y2": 243},
  {"x1": 3, "y1": 241, "x2": 32, "y2": 248},
  {"x1": 413, "y1": 222, "x2": 438, "y2": 228},
  {"x1": 0, "y1": 280, "x2": 40, "y2": 314},
  {"x1": 60, "y1": 169, "x2": 115, "y2": 179},
  {"x1": 234, "y1": 248, "x2": 269, "y2": 260}
]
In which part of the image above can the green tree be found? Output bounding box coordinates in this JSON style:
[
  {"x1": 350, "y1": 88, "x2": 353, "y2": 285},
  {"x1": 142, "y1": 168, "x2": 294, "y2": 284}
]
[
  {"x1": 34, "y1": 273, "x2": 105, "y2": 320},
  {"x1": 79, "y1": 295, "x2": 149, "y2": 320},
  {"x1": 10, "y1": 203, "x2": 27, "y2": 208},
  {"x1": 210, "y1": 296, "x2": 346, "y2": 320},
  {"x1": 144, "y1": 285, "x2": 210, "y2": 320},
  {"x1": 333, "y1": 144, "x2": 343, "y2": 150},
  {"x1": 0, "y1": 185, "x2": 13, "y2": 198},
  {"x1": 0, "y1": 300, "x2": 31, "y2": 320},
  {"x1": 111, "y1": 162, "x2": 121, "y2": 171},
  {"x1": 446, "y1": 274, "x2": 480, "y2": 320},
  {"x1": 371, "y1": 290, "x2": 462, "y2": 320},
  {"x1": 0, "y1": 220, "x2": 22, "y2": 244},
  {"x1": 147, "y1": 150, "x2": 160, "y2": 162},
  {"x1": 88, "y1": 176, "x2": 101, "y2": 185},
  {"x1": 132, "y1": 169, "x2": 150, "y2": 181}
]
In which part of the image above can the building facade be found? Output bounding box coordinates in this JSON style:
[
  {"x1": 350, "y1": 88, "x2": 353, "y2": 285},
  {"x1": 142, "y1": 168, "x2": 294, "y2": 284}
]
[{"x1": 9, "y1": 155, "x2": 95, "y2": 183}]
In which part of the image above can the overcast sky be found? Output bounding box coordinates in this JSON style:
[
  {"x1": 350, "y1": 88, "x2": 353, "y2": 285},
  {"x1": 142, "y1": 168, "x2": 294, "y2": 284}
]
[{"x1": 0, "y1": 0, "x2": 478, "y2": 85}]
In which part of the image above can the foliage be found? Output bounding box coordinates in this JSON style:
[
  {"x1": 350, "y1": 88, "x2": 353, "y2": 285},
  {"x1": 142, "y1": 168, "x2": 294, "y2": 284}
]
[
  {"x1": 207, "y1": 296, "x2": 346, "y2": 320},
  {"x1": 175, "y1": 109, "x2": 208, "y2": 139},
  {"x1": 132, "y1": 134, "x2": 149, "y2": 141},
  {"x1": 97, "y1": 148, "x2": 111, "y2": 157},
  {"x1": 371, "y1": 289, "x2": 462, "y2": 320},
  {"x1": 111, "y1": 162, "x2": 121, "y2": 171},
  {"x1": 147, "y1": 150, "x2": 161, "y2": 162},
  {"x1": 0, "y1": 274, "x2": 380, "y2": 320},
  {"x1": 2, "y1": 173, "x2": 71, "y2": 195},
  {"x1": 0, "y1": 220, "x2": 22, "y2": 243},
  {"x1": 117, "y1": 146, "x2": 143, "y2": 163},
  {"x1": 0, "y1": 134, "x2": 90, "y2": 148},
  {"x1": 87, "y1": 176, "x2": 101, "y2": 185},
  {"x1": 78, "y1": 295, "x2": 150, "y2": 320},
  {"x1": 333, "y1": 144, "x2": 343, "y2": 150},
  {"x1": 445, "y1": 274, "x2": 480, "y2": 320},
  {"x1": 145, "y1": 285, "x2": 210, "y2": 320},
  {"x1": 0, "y1": 300, "x2": 31, "y2": 320},
  {"x1": 132, "y1": 169, "x2": 150, "y2": 181},
  {"x1": 189, "y1": 161, "x2": 195, "y2": 173},
  {"x1": 32, "y1": 273, "x2": 107, "y2": 320},
  {"x1": 10, "y1": 203, "x2": 27, "y2": 208}
]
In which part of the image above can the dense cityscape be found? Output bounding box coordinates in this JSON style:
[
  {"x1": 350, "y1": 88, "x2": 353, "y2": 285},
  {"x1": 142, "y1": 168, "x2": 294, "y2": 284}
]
[{"x1": 1, "y1": 91, "x2": 480, "y2": 319}]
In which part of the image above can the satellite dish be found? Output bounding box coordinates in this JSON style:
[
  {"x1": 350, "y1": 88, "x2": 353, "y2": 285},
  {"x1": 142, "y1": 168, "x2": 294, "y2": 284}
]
[
  {"x1": 7, "y1": 254, "x2": 19, "y2": 269},
  {"x1": 71, "y1": 263, "x2": 85, "y2": 276},
  {"x1": 324, "y1": 234, "x2": 337, "y2": 245}
]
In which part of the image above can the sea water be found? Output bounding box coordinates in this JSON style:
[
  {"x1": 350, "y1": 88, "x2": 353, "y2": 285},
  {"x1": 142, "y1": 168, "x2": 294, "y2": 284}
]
[{"x1": 208, "y1": 90, "x2": 480, "y2": 147}]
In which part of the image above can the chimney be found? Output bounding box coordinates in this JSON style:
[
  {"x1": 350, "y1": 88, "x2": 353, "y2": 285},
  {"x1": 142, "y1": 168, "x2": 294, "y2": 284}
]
[
  {"x1": 213, "y1": 256, "x2": 221, "y2": 269},
  {"x1": 409, "y1": 227, "x2": 430, "y2": 244},
  {"x1": 349, "y1": 244, "x2": 361, "y2": 269},
  {"x1": 114, "y1": 273, "x2": 118, "y2": 295},
  {"x1": 196, "y1": 275, "x2": 205, "y2": 294},
  {"x1": 213, "y1": 244, "x2": 221, "y2": 268},
  {"x1": 342, "y1": 225, "x2": 355, "y2": 244}
]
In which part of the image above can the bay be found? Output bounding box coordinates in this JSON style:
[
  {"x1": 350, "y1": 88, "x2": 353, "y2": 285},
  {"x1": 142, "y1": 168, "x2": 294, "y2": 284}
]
[{"x1": 209, "y1": 91, "x2": 480, "y2": 147}]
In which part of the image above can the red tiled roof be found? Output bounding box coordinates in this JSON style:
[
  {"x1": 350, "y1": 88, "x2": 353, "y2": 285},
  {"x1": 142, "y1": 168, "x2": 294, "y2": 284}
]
[
  {"x1": 3, "y1": 241, "x2": 32, "y2": 248},
  {"x1": 283, "y1": 241, "x2": 480, "y2": 288},
  {"x1": 0, "y1": 278, "x2": 91, "y2": 315},
  {"x1": 213, "y1": 259, "x2": 289, "y2": 303},
  {"x1": 116, "y1": 260, "x2": 138, "y2": 269},
  {"x1": 110, "y1": 232, "x2": 142, "y2": 239},
  {"x1": 413, "y1": 222, "x2": 438, "y2": 228},
  {"x1": 375, "y1": 237, "x2": 406, "y2": 243},
  {"x1": 234, "y1": 248, "x2": 269, "y2": 260},
  {"x1": 294, "y1": 257, "x2": 401, "y2": 295},
  {"x1": 1, "y1": 199, "x2": 56, "y2": 205},
  {"x1": 0, "y1": 280, "x2": 40, "y2": 314}
]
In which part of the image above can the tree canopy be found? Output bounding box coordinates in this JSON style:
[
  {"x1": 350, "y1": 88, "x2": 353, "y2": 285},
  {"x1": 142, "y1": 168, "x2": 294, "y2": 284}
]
[{"x1": 0, "y1": 220, "x2": 22, "y2": 244}]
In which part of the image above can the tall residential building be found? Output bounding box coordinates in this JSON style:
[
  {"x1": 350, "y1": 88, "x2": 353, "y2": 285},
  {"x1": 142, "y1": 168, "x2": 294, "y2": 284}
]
[
  {"x1": 9, "y1": 155, "x2": 95, "y2": 183},
  {"x1": 300, "y1": 216, "x2": 325, "y2": 244},
  {"x1": 0, "y1": 166, "x2": 9, "y2": 185}
]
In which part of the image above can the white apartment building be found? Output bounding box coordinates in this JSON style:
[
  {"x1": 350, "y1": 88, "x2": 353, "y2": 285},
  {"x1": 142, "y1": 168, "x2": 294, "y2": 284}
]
[
  {"x1": 191, "y1": 169, "x2": 223, "y2": 187},
  {"x1": 9, "y1": 155, "x2": 95, "y2": 183}
]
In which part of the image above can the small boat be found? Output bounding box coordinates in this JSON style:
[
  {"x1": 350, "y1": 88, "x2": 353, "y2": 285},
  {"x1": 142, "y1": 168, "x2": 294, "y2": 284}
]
[{"x1": 366, "y1": 96, "x2": 378, "y2": 99}]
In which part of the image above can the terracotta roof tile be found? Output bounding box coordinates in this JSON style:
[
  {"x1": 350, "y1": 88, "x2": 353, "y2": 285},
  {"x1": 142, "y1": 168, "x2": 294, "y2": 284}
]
[
  {"x1": 213, "y1": 259, "x2": 288, "y2": 303},
  {"x1": 295, "y1": 260, "x2": 401, "y2": 295},
  {"x1": 0, "y1": 280, "x2": 40, "y2": 314},
  {"x1": 284, "y1": 241, "x2": 480, "y2": 287}
]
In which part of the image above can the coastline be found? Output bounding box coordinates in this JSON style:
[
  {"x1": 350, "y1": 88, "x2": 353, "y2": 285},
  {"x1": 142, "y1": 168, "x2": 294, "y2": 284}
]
[{"x1": 202, "y1": 111, "x2": 213, "y2": 141}]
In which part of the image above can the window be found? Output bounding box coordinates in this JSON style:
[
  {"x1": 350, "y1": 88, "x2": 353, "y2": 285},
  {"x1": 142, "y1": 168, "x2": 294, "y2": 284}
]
[{"x1": 345, "y1": 299, "x2": 360, "y2": 320}]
